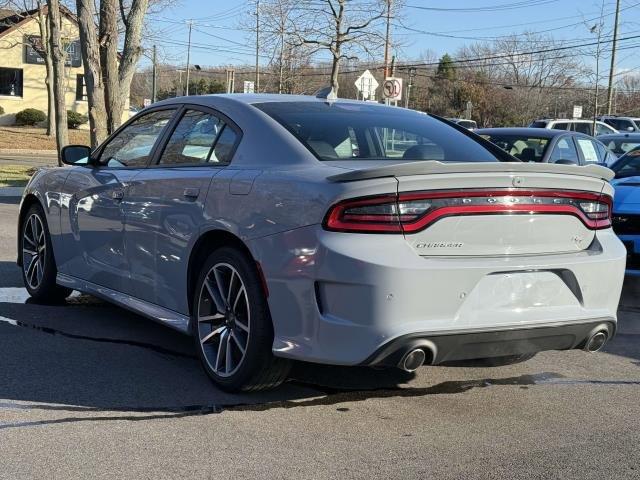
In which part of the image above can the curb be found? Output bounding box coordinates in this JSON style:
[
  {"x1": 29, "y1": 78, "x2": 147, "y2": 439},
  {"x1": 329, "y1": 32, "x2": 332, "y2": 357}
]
[{"x1": 0, "y1": 187, "x2": 24, "y2": 197}]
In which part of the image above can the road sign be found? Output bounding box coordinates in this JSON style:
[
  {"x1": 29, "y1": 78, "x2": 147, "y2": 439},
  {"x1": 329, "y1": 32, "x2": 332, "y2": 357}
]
[
  {"x1": 143, "y1": 98, "x2": 151, "y2": 107},
  {"x1": 243, "y1": 81, "x2": 255, "y2": 94},
  {"x1": 573, "y1": 105, "x2": 583, "y2": 119},
  {"x1": 354, "y1": 70, "x2": 379, "y2": 100},
  {"x1": 382, "y1": 77, "x2": 403, "y2": 101}
]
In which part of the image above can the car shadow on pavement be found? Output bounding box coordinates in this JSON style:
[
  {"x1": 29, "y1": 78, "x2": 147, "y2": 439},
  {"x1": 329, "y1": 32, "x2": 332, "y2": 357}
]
[
  {"x1": 0, "y1": 270, "x2": 418, "y2": 416},
  {"x1": 1, "y1": 259, "x2": 640, "y2": 424}
]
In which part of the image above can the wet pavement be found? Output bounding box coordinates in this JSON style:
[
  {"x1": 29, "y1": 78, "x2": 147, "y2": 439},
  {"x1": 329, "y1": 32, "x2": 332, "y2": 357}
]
[{"x1": 1, "y1": 197, "x2": 639, "y2": 479}]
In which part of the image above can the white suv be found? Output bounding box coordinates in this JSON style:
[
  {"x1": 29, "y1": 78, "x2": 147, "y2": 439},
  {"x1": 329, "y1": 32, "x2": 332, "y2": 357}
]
[{"x1": 530, "y1": 119, "x2": 618, "y2": 136}]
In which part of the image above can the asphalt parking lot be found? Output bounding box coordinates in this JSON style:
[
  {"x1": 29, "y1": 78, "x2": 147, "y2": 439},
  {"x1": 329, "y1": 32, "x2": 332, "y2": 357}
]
[{"x1": 0, "y1": 196, "x2": 639, "y2": 479}]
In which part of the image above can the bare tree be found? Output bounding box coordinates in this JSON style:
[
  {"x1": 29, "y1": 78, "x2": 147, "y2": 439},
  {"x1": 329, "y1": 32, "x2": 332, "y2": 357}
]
[
  {"x1": 46, "y1": 0, "x2": 67, "y2": 163},
  {"x1": 73, "y1": 0, "x2": 150, "y2": 145},
  {"x1": 291, "y1": 0, "x2": 389, "y2": 96},
  {"x1": 76, "y1": 0, "x2": 107, "y2": 146}
]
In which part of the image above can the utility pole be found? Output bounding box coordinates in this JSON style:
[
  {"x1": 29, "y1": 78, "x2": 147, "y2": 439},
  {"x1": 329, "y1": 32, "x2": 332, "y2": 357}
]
[
  {"x1": 152, "y1": 44, "x2": 157, "y2": 103},
  {"x1": 406, "y1": 67, "x2": 416, "y2": 109},
  {"x1": 185, "y1": 20, "x2": 193, "y2": 96},
  {"x1": 383, "y1": 0, "x2": 392, "y2": 79},
  {"x1": 606, "y1": 0, "x2": 621, "y2": 114},
  {"x1": 255, "y1": 0, "x2": 260, "y2": 92}
]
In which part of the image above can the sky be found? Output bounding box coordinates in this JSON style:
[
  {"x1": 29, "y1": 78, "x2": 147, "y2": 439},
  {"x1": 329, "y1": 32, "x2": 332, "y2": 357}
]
[{"x1": 144, "y1": 0, "x2": 640, "y2": 75}]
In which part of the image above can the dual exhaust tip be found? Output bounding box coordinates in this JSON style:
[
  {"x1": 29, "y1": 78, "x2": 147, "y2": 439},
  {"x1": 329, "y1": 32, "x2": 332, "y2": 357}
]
[
  {"x1": 398, "y1": 327, "x2": 610, "y2": 372},
  {"x1": 584, "y1": 329, "x2": 609, "y2": 353}
]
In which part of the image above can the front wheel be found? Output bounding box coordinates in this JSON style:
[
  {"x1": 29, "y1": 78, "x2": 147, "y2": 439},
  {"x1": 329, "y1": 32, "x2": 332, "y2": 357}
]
[
  {"x1": 20, "y1": 204, "x2": 72, "y2": 303},
  {"x1": 192, "y1": 247, "x2": 290, "y2": 392}
]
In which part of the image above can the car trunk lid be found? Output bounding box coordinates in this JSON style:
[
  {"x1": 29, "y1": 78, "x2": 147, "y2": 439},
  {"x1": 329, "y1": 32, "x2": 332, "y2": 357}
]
[{"x1": 327, "y1": 161, "x2": 612, "y2": 257}]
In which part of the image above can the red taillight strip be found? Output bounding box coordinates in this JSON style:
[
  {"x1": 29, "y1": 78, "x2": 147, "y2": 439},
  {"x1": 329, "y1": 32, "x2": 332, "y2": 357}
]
[
  {"x1": 323, "y1": 189, "x2": 612, "y2": 234},
  {"x1": 399, "y1": 189, "x2": 612, "y2": 232}
]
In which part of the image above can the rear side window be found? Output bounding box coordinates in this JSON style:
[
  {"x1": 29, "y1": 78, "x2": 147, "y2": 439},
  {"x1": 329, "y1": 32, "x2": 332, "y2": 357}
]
[
  {"x1": 575, "y1": 138, "x2": 600, "y2": 164},
  {"x1": 550, "y1": 137, "x2": 580, "y2": 164},
  {"x1": 255, "y1": 102, "x2": 504, "y2": 162},
  {"x1": 572, "y1": 123, "x2": 592, "y2": 135},
  {"x1": 211, "y1": 126, "x2": 239, "y2": 163},
  {"x1": 159, "y1": 109, "x2": 238, "y2": 165},
  {"x1": 552, "y1": 122, "x2": 569, "y2": 130},
  {"x1": 596, "y1": 122, "x2": 615, "y2": 136},
  {"x1": 160, "y1": 110, "x2": 224, "y2": 164}
]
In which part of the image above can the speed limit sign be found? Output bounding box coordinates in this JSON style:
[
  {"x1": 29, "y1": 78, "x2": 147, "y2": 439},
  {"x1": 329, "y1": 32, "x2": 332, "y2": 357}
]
[{"x1": 382, "y1": 77, "x2": 403, "y2": 101}]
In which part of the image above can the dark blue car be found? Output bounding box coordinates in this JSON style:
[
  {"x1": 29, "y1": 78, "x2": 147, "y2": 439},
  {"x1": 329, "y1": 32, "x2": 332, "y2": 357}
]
[{"x1": 611, "y1": 146, "x2": 640, "y2": 275}]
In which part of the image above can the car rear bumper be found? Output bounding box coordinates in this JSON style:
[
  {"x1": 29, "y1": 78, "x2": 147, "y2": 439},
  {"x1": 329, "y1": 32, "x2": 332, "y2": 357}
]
[
  {"x1": 363, "y1": 318, "x2": 616, "y2": 367},
  {"x1": 250, "y1": 226, "x2": 626, "y2": 366}
]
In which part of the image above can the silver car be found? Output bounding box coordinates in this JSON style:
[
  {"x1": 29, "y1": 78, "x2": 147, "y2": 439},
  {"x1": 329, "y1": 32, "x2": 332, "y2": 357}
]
[{"x1": 17, "y1": 95, "x2": 626, "y2": 391}]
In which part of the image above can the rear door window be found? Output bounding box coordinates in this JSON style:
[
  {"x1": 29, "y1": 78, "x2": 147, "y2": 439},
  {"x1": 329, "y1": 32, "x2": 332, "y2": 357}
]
[
  {"x1": 158, "y1": 108, "x2": 239, "y2": 165},
  {"x1": 572, "y1": 122, "x2": 592, "y2": 135},
  {"x1": 159, "y1": 109, "x2": 224, "y2": 165},
  {"x1": 552, "y1": 122, "x2": 569, "y2": 130},
  {"x1": 575, "y1": 138, "x2": 600, "y2": 164},
  {"x1": 549, "y1": 137, "x2": 580, "y2": 164}
]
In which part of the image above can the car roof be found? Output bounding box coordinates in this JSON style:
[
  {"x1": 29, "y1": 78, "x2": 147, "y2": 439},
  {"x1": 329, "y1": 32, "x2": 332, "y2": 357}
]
[
  {"x1": 597, "y1": 133, "x2": 640, "y2": 140},
  {"x1": 150, "y1": 93, "x2": 377, "y2": 109},
  {"x1": 475, "y1": 127, "x2": 581, "y2": 138}
]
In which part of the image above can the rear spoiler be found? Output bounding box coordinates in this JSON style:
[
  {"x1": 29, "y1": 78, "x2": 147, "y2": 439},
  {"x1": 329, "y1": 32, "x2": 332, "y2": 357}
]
[{"x1": 327, "y1": 161, "x2": 615, "y2": 183}]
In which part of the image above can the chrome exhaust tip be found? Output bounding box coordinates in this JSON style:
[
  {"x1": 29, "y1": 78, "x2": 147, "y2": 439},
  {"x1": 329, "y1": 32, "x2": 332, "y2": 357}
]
[
  {"x1": 400, "y1": 349, "x2": 426, "y2": 372},
  {"x1": 585, "y1": 330, "x2": 608, "y2": 353}
]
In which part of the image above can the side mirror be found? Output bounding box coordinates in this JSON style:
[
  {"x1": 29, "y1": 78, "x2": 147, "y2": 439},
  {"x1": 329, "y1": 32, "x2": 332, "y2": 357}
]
[
  {"x1": 61, "y1": 145, "x2": 92, "y2": 166},
  {"x1": 627, "y1": 126, "x2": 635, "y2": 132}
]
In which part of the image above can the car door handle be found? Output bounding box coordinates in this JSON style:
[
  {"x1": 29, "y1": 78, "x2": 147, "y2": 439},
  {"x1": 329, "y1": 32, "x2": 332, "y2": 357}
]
[
  {"x1": 112, "y1": 189, "x2": 124, "y2": 201},
  {"x1": 183, "y1": 187, "x2": 200, "y2": 198}
]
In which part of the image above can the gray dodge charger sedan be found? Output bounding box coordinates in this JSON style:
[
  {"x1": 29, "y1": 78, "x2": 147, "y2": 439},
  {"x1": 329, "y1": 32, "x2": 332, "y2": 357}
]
[{"x1": 17, "y1": 94, "x2": 626, "y2": 391}]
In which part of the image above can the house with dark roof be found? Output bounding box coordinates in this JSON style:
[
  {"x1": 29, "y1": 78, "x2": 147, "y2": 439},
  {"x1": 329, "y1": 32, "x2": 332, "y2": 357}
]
[{"x1": 0, "y1": 6, "x2": 90, "y2": 125}]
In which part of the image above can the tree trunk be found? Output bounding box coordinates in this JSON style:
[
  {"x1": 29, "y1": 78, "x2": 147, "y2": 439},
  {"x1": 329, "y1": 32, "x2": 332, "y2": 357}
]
[
  {"x1": 99, "y1": 0, "x2": 120, "y2": 134},
  {"x1": 36, "y1": 5, "x2": 55, "y2": 137},
  {"x1": 76, "y1": 0, "x2": 108, "y2": 147},
  {"x1": 46, "y1": 0, "x2": 68, "y2": 166},
  {"x1": 330, "y1": 48, "x2": 340, "y2": 95}
]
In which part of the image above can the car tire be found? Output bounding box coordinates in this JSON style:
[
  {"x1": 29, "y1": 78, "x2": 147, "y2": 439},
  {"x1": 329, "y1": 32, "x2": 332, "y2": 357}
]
[
  {"x1": 192, "y1": 247, "x2": 291, "y2": 392},
  {"x1": 20, "y1": 204, "x2": 72, "y2": 303},
  {"x1": 446, "y1": 353, "x2": 536, "y2": 367}
]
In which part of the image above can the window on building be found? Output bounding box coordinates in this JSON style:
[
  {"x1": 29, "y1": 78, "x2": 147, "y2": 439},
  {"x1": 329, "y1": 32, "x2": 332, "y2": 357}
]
[
  {"x1": 76, "y1": 74, "x2": 87, "y2": 101},
  {"x1": 0, "y1": 68, "x2": 23, "y2": 97}
]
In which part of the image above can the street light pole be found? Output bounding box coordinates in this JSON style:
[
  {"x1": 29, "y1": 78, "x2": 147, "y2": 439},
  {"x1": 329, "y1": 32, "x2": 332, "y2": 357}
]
[{"x1": 185, "y1": 20, "x2": 193, "y2": 96}]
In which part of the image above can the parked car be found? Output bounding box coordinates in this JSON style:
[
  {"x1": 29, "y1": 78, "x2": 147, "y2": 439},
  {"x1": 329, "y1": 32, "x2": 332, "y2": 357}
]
[
  {"x1": 597, "y1": 133, "x2": 640, "y2": 159},
  {"x1": 529, "y1": 118, "x2": 618, "y2": 136},
  {"x1": 476, "y1": 127, "x2": 615, "y2": 165},
  {"x1": 597, "y1": 115, "x2": 640, "y2": 133},
  {"x1": 609, "y1": 146, "x2": 640, "y2": 273},
  {"x1": 17, "y1": 94, "x2": 626, "y2": 391},
  {"x1": 447, "y1": 118, "x2": 477, "y2": 130}
]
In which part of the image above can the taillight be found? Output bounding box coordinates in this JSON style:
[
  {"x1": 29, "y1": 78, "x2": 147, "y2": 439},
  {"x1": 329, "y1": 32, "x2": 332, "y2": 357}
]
[{"x1": 323, "y1": 189, "x2": 612, "y2": 233}]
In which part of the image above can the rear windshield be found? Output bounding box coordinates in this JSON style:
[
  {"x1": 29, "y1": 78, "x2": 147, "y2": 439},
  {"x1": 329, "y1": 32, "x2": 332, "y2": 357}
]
[
  {"x1": 602, "y1": 138, "x2": 640, "y2": 156},
  {"x1": 255, "y1": 102, "x2": 505, "y2": 162},
  {"x1": 611, "y1": 147, "x2": 640, "y2": 178},
  {"x1": 479, "y1": 134, "x2": 550, "y2": 162}
]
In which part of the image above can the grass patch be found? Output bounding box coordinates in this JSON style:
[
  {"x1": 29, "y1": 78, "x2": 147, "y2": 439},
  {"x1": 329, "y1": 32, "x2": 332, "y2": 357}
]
[
  {"x1": 0, "y1": 165, "x2": 36, "y2": 187},
  {"x1": 0, "y1": 126, "x2": 89, "y2": 150}
]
